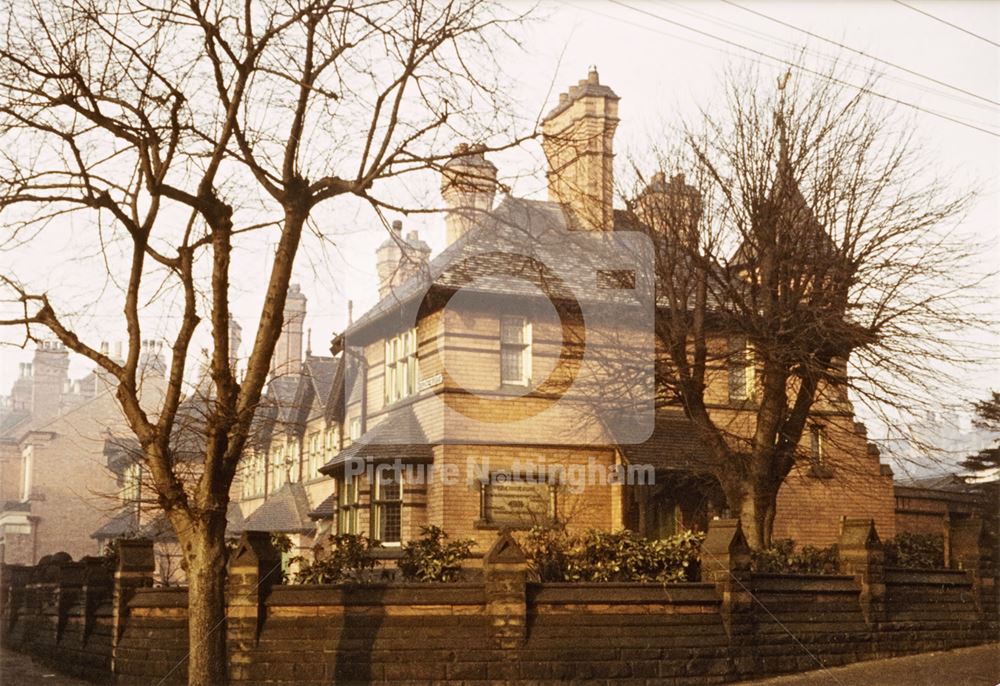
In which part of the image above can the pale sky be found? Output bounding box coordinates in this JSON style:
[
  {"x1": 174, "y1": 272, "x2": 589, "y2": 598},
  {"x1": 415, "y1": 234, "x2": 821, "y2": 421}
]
[{"x1": 2, "y1": 1, "x2": 998, "y2": 442}]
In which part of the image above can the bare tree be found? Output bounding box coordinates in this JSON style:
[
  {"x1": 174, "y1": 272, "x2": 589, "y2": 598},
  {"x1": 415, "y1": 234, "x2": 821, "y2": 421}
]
[
  {"x1": 0, "y1": 0, "x2": 526, "y2": 683},
  {"x1": 621, "y1": 64, "x2": 981, "y2": 548}
]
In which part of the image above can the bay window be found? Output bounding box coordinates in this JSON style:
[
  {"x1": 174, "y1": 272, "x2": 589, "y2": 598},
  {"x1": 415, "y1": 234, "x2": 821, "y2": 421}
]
[
  {"x1": 372, "y1": 466, "x2": 402, "y2": 545},
  {"x1": 336, "y1": 476, "x2": 361, "y2": 535}
]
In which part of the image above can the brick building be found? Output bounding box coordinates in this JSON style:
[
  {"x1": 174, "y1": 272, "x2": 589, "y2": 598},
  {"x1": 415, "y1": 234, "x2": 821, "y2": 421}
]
[
  {"x1": 0, "y1": 341, "x2": 166, "y2": 564},
  {"x1": 232, "y1": 69, "x2": 899, "y2": 554}
]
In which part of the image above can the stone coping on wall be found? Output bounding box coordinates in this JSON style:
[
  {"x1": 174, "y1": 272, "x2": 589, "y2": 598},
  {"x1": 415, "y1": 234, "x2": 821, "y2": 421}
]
[
  {"x1": 749, "y1": 574, "x2": 859, "y2": 593},
  {"x1": 265, "y1": 582, "x2": 485, "y2": 607},
  {"x1": 884, "y1": 567, "x2": 975, "y2": 586},
  {"x1": 528, "y1": 582, "x2": 720, "y2": 606},
  {"x1": 129, "y1": 587, "x2": 188, "y2": 608}
]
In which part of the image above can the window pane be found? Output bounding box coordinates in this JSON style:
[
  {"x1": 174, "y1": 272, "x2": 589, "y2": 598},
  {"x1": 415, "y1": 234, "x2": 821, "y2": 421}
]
[
  {"x1": 378, "y1": 470, "x2": 401, "y2": 500},
  {"x1": 379, "y1": 502, "x2": 401, "y2": 543},
  {"x1": 500, "y1": 317, "x2": 524, "y2": 344},
  {"x1": 501, "y1": 347, "x2": 523, "y2": 383},
  {"x1": 728, "y1": 338, "x2": 749, "y2": 400}
]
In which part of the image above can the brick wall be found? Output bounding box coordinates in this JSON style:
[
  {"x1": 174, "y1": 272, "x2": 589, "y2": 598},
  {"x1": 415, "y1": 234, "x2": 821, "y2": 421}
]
[{"x1": 3, "y1": 520, "x2": 996, "y2": 685}]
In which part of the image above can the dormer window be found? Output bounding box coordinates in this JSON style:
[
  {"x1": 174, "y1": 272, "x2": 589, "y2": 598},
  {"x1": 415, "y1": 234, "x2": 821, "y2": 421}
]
[
  {"x1": 500, "y1": 316, "x2": 532, "y2": 386},
  {"x1": 384, "y1": 328, "x2": 418, "y2": 405}
]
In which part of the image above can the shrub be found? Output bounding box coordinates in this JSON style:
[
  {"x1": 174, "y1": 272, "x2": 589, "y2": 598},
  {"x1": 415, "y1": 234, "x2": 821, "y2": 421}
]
[
  {"x1": 293, "y1": 534, "x2": 381, "y2": 584},
  {"x1": 883, "y1": 532, "x2": 944, "y2": 569},
  {"x1": 397, "y1": 526, "x2": 476, "y2": 582},
  {"x1": 523, "y1": 526, "x2": 704, "y2": 583},
  {"x1": 751, "y1": 538, "x2": 839, "y2": 574}
]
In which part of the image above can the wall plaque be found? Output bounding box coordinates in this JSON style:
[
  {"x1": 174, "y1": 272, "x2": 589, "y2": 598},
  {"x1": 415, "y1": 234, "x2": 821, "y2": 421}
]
[{"x1": 483, "y1": 475, "x2": 552, "y2": 527}]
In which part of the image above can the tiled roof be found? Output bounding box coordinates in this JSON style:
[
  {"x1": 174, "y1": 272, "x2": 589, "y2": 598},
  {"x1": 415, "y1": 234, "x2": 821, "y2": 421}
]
[
  {"x1": 319, "y1": 405, "x2": 434, "y2": 475},
  {"x1": 304, "y1": 356, "x2": 337, "y2": 411},
  {"x1": 894, "y1": 473, "x2": 978, "y2": 493},
  {"x1": 233, "y1": 482, "x2": 314, "y2": 534},
  {"x1": 620, "y1": 411, "x2": 715, "y2": 473},
  {"x1": 308, "y1": 492, "x2": 335, "y2": 520},
  {"x1": 90, "y1": 505, "x2": 141, "y2": 540},
  {"x1": 134, "y1": 501, "x2": 248, "y2": 541},
  {"x1": 343, "y1": 197, "x2": 650, "y2": 341},
  {"x1": 269, "y1": 376, "x2": 302, "y2": 424},
  {"x1": 0, "y1": 409, "x2": 30, "y2": 437}
]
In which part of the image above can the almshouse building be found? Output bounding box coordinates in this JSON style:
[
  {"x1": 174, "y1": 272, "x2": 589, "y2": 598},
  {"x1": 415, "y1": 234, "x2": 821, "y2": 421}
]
[{"x1": 234, "y1": 70, "x2": 902, "y2": 556}]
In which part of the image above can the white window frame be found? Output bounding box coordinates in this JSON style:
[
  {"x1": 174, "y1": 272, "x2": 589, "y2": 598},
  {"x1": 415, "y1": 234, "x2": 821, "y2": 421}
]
[
  {"x1": 20, "y1": 445, "x2": 33, "y2": 502},
  {"x1": 500, "y1": 316, "x2": 532, "y2": 386},
  {"x1": 372, "y1": 465, "x2": 403, "y2": 546},
  {"x1": 384, "y1": 329, "x2": 418, "y2": 406},
  {"x1": 336, "y1": 476, "x2": 361, "y2": 535},
  {"x1": 307, "y1": 431, "x2": 321, "y2": 479},
  {"x1": 123, "y1": 462, "x2": 141, "y2": 504}
]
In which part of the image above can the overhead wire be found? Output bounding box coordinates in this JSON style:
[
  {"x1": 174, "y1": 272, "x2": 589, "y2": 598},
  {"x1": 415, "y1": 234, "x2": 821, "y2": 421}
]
[
  {"x1": 720, "y1": 0, "x2": 1000, "y2": 108},
  {"x1": 893, "y1": 0, "x2": 1000, "y2": 49},
  {"x1": 604, "y1": 0, "x2": 1000, "y2": 139}
]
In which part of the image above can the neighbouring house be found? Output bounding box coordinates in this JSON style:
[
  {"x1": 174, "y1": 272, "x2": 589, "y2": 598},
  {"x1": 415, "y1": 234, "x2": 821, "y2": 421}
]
[
  {"x1": 234, "y1": 286, "x2": 341, "y2": 561},
  {"x1": 0, "y1": 341, "x2": 166, "y2": 564},
  {"x1": 92, "y1": 435, "x2": 247, "y2": 586}
]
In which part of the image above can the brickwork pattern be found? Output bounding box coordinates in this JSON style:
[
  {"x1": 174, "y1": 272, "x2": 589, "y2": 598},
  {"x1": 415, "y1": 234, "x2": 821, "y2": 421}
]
[{"x1": 2, "y1": 523, "x2": 995, "y2": 685}]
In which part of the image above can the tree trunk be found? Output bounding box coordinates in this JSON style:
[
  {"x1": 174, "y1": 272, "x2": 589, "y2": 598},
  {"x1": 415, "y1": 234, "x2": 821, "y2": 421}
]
[
  {"x1": 736, "y1": 483, "x2": 777, "y2": 549},
  {"x1": 184, "y1": 524, "x2": 229, "y2": 686}
]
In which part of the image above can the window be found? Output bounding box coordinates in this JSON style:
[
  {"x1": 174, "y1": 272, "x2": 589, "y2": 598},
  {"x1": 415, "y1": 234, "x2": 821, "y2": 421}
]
[
  {"x1": 271, "y1": 445, "x2": 287, "y2": 491},
  {"x1": 123, "y1": 462, "x2": 141, "y2": 504},
  {"x1": 384, "y1": 329, "x2": 418, "y2": 405},
  {"x1": 372, "y1": 466, "x2": 402, "y2": 545},
  {"x1": 728, "y1": 337, "x2": 754, "y2": 402},
  {"x1": 288, "y1": 439, "x2": 299, "y2": 482},
  {"x1": 336, "y1": 476, "x2": 361, "y2": 535},
  {"x1": 253, "y1": 452, "x2": 265, "y2": 495},
  {"x1": 20, "y1": 445, "x2": 33, "y2": 502},
  {"x1": 500, "y1": 316, "x2": 531, "y2": 385},
  {"x1": 810, "y1": 424, "x2": 825, "y2": 467},
  {"x1": 346, "y1": 418, "x2": 361, "y2": 447},
  {"x1": 307, "y1": 432, "x2": 321, "y2": 479}
]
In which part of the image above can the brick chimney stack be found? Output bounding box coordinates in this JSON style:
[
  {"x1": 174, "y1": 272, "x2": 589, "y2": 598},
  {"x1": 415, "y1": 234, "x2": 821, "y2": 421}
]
[
  {"x1": 270, "y1": 284, "x2": 306, "y2": 379},
  {"x1": 636, "y1": 172, "x2": 702, "y2": 237},
  {"x1": 138, "y1": 340, "x2": 167, "y2": 379},
  {"x1": 30, "y1": 340, "x2": 69, "y2": 420},
  {"x1": 375, "y1": 220, "x2": 431, "y2": 298},
  {"x1": 228, "y1": 317, "x2": 242, "y2": 371},
  {"x1": 541, "y1": 68, "x2": 620, "y2": 231},
  {"x1": 441, "y1": 143, "x2": 497, "y2": 245}
]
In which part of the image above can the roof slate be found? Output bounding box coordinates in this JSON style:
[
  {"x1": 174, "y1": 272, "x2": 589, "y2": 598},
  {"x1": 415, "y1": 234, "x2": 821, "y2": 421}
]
[
  {"x1": 343, "y1": 197, "x2": 649, "y2": 341},
  {"x1": 319, "y1": 405, "x2": 434, "y2": 474},
  {"x1": 90, "y1": 505, "x2": 141, "y2": 540},
  {"x1": 233, "y1": 482, "x2": 314, "y2": 534},
  {"x1": 620, "y1": 411, "x2": 715, "y2": 473},
  {"x1": 308, "y1": 492, "x2": 335, "y2": 520}
]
